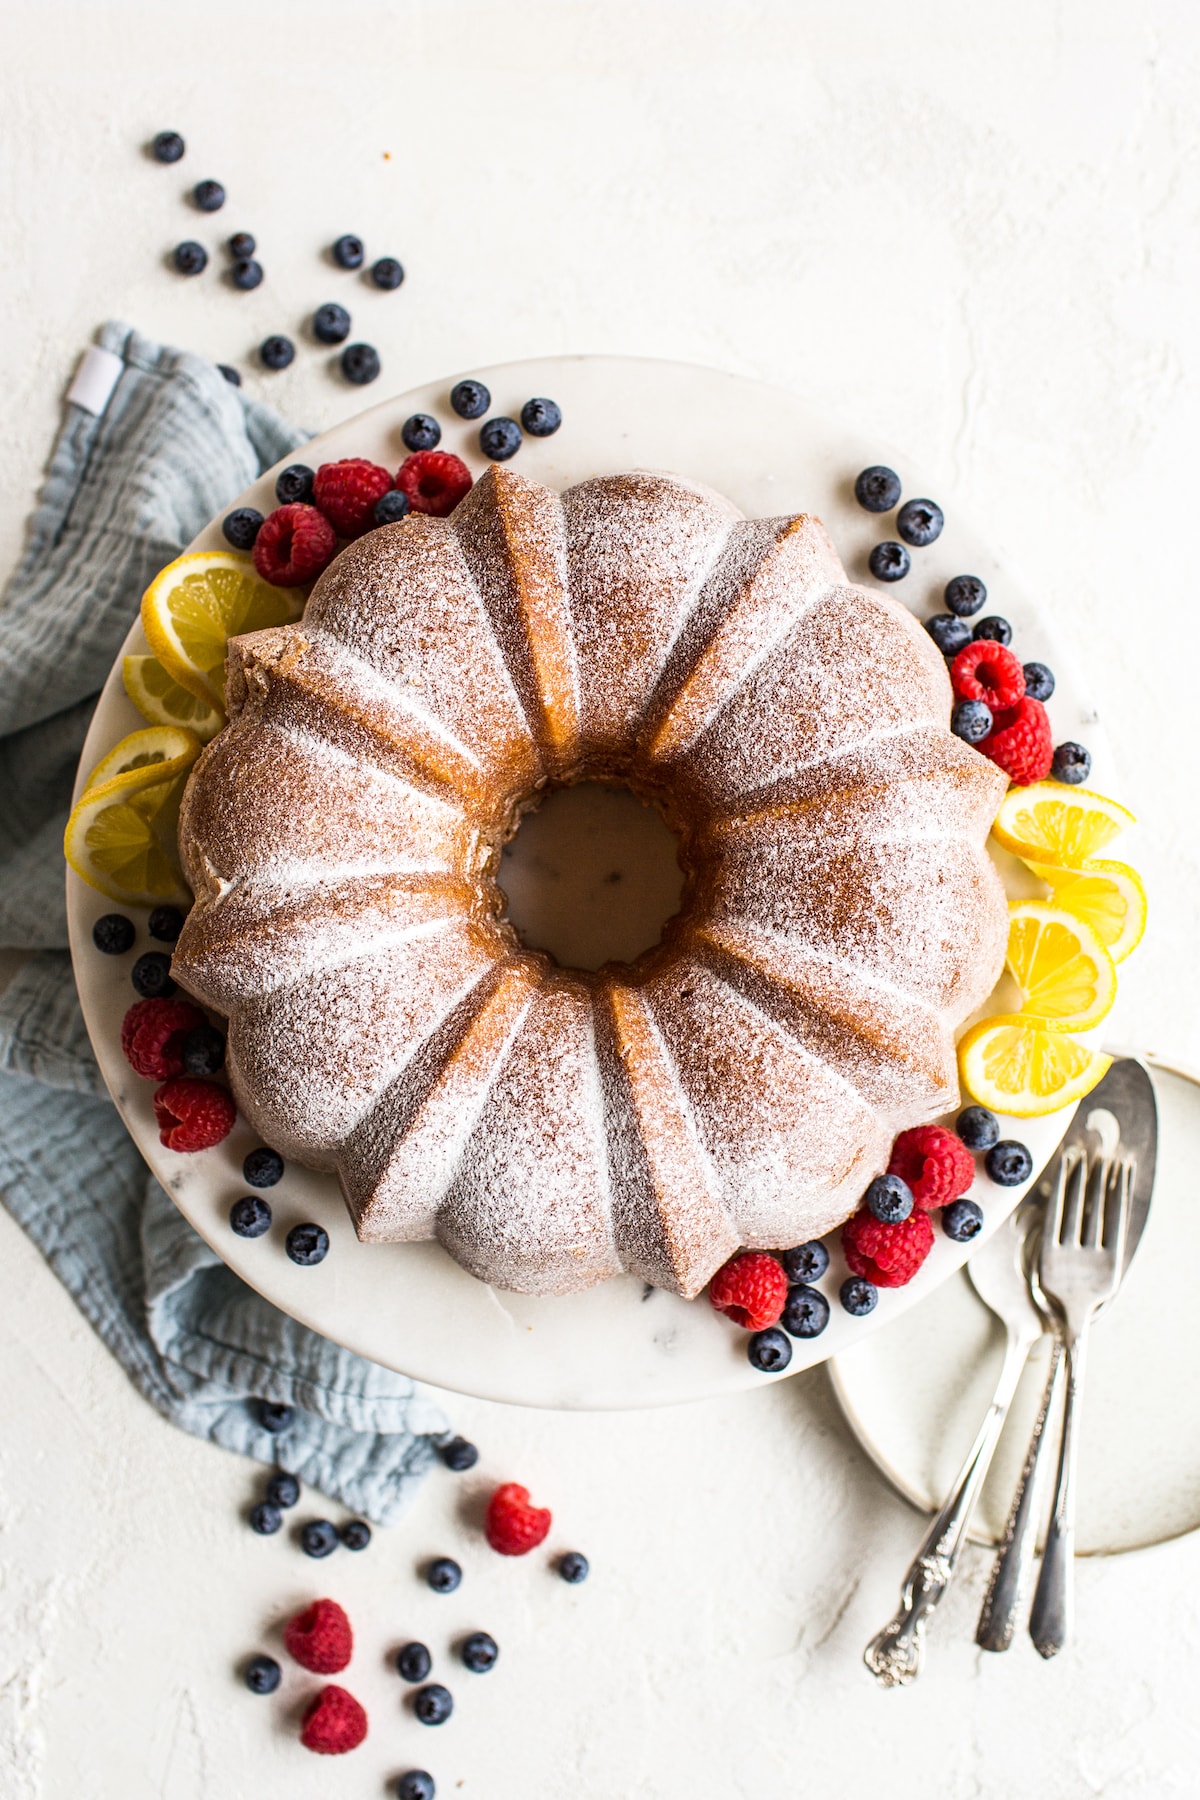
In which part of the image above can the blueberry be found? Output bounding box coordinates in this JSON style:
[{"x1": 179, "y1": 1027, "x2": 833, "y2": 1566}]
[
  {"x1": 854, "y1": 465, "x2": 902, "y2": 513},
  {"x1": 396, "y1": 1773, "x2": 436, "y2": 1800},
  {"x1": 228, "y1": 232, "x2": 256, "y2": 260},
  {"x1": 973, "y1": 615, "x2": 1012, "y2": 645},
  {"x1": 243, "y1": 1653, "x2": 281, "y2": 1695},
  {"x1": 1052, "y1": 742, "x2": 1091, "y2": 785},
  {"x1": 781, "y1": 1240, "x2": 830, "y2": 1284},
  {"x1": 371, "y1": 256, "x2": 405, "y2": 290},
  {"x1": 341, "y1": 342, "x2": 381, "y2": 385},
  {"x1": 93, "y1": 913, "x2": 135, "y2": 955},
  {"x1": 286, "y1": 1223, "x2": 329, "y2": 1266},
  {"x1": 312, "y1": 302, "x2": 351, "y2": 345},
  {"x1": 300, "y1": 1519, "x2": 340, "y2": 1559},
  {"x1": 151, "y1": 130, "x2": 185, "y2": 164},
  {"x1": 218, "y1": 364, "x2": 242, "y2": 386},
  {"x1": 173, "y1": 241, "x2": 208, "y2": 276},
  {"x1": 521, "y1": 397, "x2": 562, "y2": 437},
  {"x1": 781, "y1": 1284, "x2": 831, "y2": 1339},
  {"x1": 229, "y1": 1195, "x2": 271, "y2": 1239},
  {"x1": 181, "y1": 1024, "x2": 226, "y2": 1075},
  {"x1": 459, "y1": 1631, "x2": 498, "y2": 1673},
  {"x1": 243, "y1": 1146, "x2": 284, "y2": 1188},
  {"x1": 868, "y1": 541, "x2": 910, "y2": 582},
  {"x1": 952, "y1": 699, "x2": 993, "y2": 744},
  {"x1": 193, "y1": 180, "x2": 225, "y2": 213},
  {"x1": 249, "y1": 1501, "x2": 282, "y2": 1536},
  {"x1": 402, "y1": 413, "x2": 442, "y2": 452},
  {"x1": 957, "y1": 1105, "x2": 999, "y2": 1150},
  {"x1": 450, "y1": 378, "x2": 491, "y2": 419},
  {"x1": 265, "y1": 1471, "x2": 300, "y2": 1509},
  {"x1": 557, "y1": 1551, "x2": 590, "y2": 1583},
  {"x1": 944, "y1": 574, "x2": 987, "y2": 618},
  {"x1": 231, "y1": 258, "x2": 263, "y2": 292},
  {"x1": 840, "y1": 1277, "x2": 878, "y2": 1317},
  {"x1": 341, "y1": 1520, "x2": 372, "y2": 1551},
  {"x1": 865, "y1": 1172, "x2": 914, "y2": 1223},
  {"x1": 222, "y1": 506, "x2": 264, "y2": 550},
  {"x1": 256, "y1": 1400, "x2": 293, "y2": 1433},
  {"x1": 747, "y1": 1327, "x2": 792, "y2": 1372},
  {"x1": 942, "y1": 1199, "x2": 985, "y2": 1243},
  {"x1": 131, "y1": 951, "x2": 175, "y2": 998},
  {"x1": 396, "y1": 1641, "x2": 433, "y2": 1683},
  {"x1": 986, "y1": 1140, "x2": 1033, "y2": 1186},
  {"x1": 1023, "y1": 661, "x2": 1056, "y2": 702},
  {"x1": 275, "y1": 463, "x2": 315, "y2": 505},
  {"x1": 924, "y1": 614, "x2": 972, "y2": 658},
  {"x1": 374, "y1": 490, "x2": 411, "y2": 526},
  {"x1": 896, "y1": 498, "x2": 944, "y2": 547},
  {"x1": 479, "y1": 417, "x2": 522, "y2": 461},
  {"x1": 413, "y1": 1684, "x2": 454, "y2": 1726},
  {"x1": 332, "y1": 234, "x2": 365, "y2": 270},
  {"x1": 425, "y1": 1556, "x2": 462, "y2": 1593},
  {"x1": 259, "y1": 335, "x2": 295, "y2": 371},
  {"x1": 437, "y1": 1436, "x2": 479, "y2": 1472}
]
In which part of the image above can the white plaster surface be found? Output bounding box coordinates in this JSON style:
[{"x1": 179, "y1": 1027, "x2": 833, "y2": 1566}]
[{"x1": 2, "y1": 2, "x2": 1200, "y2": 1795}]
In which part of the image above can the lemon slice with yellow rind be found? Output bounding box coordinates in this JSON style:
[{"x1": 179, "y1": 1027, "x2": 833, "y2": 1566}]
[
  {"x1": 1005, "y1": 900, "x2": 1117, "y2": 1032},
  {"x1": 140, "y1": 550, "x2": 302, "y2": 709},
  {"x1": 123, "y1": 654, "x2": 224, "y2": 741},
  {"x1": 958, "y1": 1015, "x2": 1112, "y2": 1118},
  {"x1": 1026, "y1": 859, "x2": 1147, "y2": 965},
  {"x1": 991, "y1": 782, "x2": 1135, "y2": 871},
  {"x1": 66, "y1": 727, "x2": 202, "y2": 907}
]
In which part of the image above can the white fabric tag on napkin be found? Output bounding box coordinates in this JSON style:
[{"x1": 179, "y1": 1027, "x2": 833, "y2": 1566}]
[{"x1": 66, "y1": 345, "x2": 124, "y2": 417}]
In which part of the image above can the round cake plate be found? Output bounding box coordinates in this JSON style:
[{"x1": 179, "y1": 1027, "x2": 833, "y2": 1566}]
[
  {"x1": 828, "y1": 1056, "x2": 1199, "y2": 1556},
  {"x1": 66, "y1": 354, "x2": 1121, "y2": 1410}
]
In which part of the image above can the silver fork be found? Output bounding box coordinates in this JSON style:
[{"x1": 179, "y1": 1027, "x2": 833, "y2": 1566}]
[{"x1": 1027, "y1": 1147, "x2": 1133, "y2": 1658}]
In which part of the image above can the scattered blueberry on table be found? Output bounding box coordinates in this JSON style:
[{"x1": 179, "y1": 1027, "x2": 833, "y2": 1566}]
[
  {"x1": 557, "y1": 1551, "x2": 589, "y2": 1584},
  {"x1": 747, "y1": 1326, "x2": 792, "y2": 1372},
  {"x1": 265, "y1": 1471, "x2": 300, "y2": 1509},
  {"x1": 425, "y1": 1556, "x2": 463, "y2": 1594},
  {"x1": 229, "y1": 1194, "x2": 271, "y2": 1238},
  {"x1": 521, "y1": 397, "x2": 562, "y2": 437},
  {"x1": 300, "y1": 1519, "x2": 340, "y2": 1558},
  {"x1": 986, "y1": 1140, "x2": 1033, "y2": 1186},
  {"x1": 275, "y1": 463, "x2": 315, "y2": 504},
  {"x1": 286, "y1": 1222, "x2": 330, "y2": 1266},
  {"x1": 944, "y1": 574, "x2": 987, "y2": 617},
  {"x1": 854, "y1": 465, "x2": 902, "y2": 513},
  {"x1": 151, "y1": 129, "x2": 185, "y2": 164},
  {"x1": 972, "y1": 615, "x2": 1012, "y2": 644},
  {"x1": 402, "y1": 413, "x2": 442, "y2": 452},
  {"x1": 256, "y1": 1400, "x2": 293, "y2": 1433},
  {"x1": 781, "y1": 1240, "x2": 829, "y2": 1284},
  {"x1": 259, "y1": 334, "x2": 295, "y2": 371},
  {"x1": 243, "y1": 1146, "x2": 284, "y2": 1187},
  {"x1": 450, "y1": 378, "x2": 490, "y2": 419},
  {"x1": 437, "y1": 1436, "x2": 479, "y2": 1472},
  {"x1": 957, "y1": 1105, "x2": 999, "y2": 1151},
  {"x1": 459, "y1": 1631, "x2": 499, "y2": 1673},
  {"x1": 93, "y1": 913, "x2": 135, "y2": 955},
  {"x1": 172, "y1": 241, "x2": 207, "y2": 276},
  {"x1": 231, "y1": 258, "x2": 263, "y2": 291},
  {"x1": 341, "y1": 342, "x2": 381, "y2": 385},
  {"x1": 396, "y1": 1773, "x2": 436, "y2": 1800},
  {"x1": 896, "y1": 497, "x2": 943, "y2": 546},
  {"x1": 243, "y1": 1654, "x2": 282, "y2": 1695},
  {"x1": 952, "y1": 698, "x2": 993, "y2": 744},
  {"x1": 480, "y1": 417, "x2": 522, "y2": 461},
  {"x1": 341, "y1": 1520, "x2": 372, "y2": 1551},
  {"x1": 131, "y1": 951, "x2": 175, "y2": 998},
  {"x1": 942, "y1": 1199, "x2": 985, "y2": 1242},
  {"x1": 781, "y1": 1284, "x2": 830, "y2": 1339},
  {"x1": 249, "y1": 1500, "x2": 283, "y2": 1536},
  {"x1": 865, "y1": 1173, "x2": 914, "y2": 1223},
  {"x1": 222, "y1": 506, "x2": 264, "y2": 550},
  {"x1": 413, "y1": 1683, "x2": 454, "y2": 1726},
  {"x1": 312, "y1": 302, "x2": 351, "y2": 345},
  {"x1": 839, "y1": 1277, "x2": 878, "y2": 1317},
  {"x1": 218, "y1": 364, "x2": 241, "y2": 386},
  {"x1": 228, "y1": 231, "x2": 256, "y2": 260},
  {"x1": 1022, "y1": 661, "x2": 1056, "y2": 702},
  {"x1": 332, "y1": 233, "x2": 365, "y2": 270},
  {"x1": 192, "y1": 179, "x2": 225, "y2": 212},
  {"x1": 868, "y1": 541, "x2": 910, "y2": 582},
  {"x1": 1052, "y1": 741, "x2": 1092, "y2": 784},
  {"x1": 396, "y1": 1642, "x2": 433, "y2": 1683},
  {"x1": 371, "y1": 256, "x2": 405, "y2": 290}
]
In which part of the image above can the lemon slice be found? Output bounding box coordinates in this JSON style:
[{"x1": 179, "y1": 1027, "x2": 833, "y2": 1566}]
[
  {"x1": 80, "y1": 725, "x2": 203, "y2": 797},
  {"x1": 1005, "y1": 901, "x2": 1118, "y2": 1032},
  {"x1": 958, "y1": 1014, "x2": 1112, "y2": 1117},
  {"x1": 991, "y1": 782, "x2": 1135, "y2": 871},
  {"x1": 66, "y1": 728, "x2": 202, "y2": 907},
  {"x1": 140, "y1": 550, "x2": 302, "y2": 709},
  {"x1": 1027, "y1": 858, "x2": 1147, "y2": 965},
  {"x1": 123, "y1": 653, "x2": 224, "y2": 741}
]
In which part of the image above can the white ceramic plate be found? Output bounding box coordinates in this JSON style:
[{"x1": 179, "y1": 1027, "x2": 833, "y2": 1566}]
[
  {"x1": 66, "y1": 355, "x2": 1118, "y2": 1409},
  {"x1": 829, "y1": 1056, "x2": 1198, "y2": 1555}
]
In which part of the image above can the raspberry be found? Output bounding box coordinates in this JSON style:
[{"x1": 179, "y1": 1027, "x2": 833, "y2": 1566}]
[
  {"x1": 978, "y1": 695, "x2": 1054, "y2": 786},
  {"x1": 484, "y1": 1482, "x2": 552, "y2": 1556},
  {"x1": 951, "y1": 640, "x2": 1025, "y2": 710},
  {"x1": 284, "y1": 1598, "x2": 353, "y2": 1674},
  {"x1": 153, "y1": 1077, "x2": 237, "y2": 1152},
  {"x1": 120, "y1": 997, "x2": 205, "y2": 1080},
  {"x1": 396, "y1": 451, "x2": 473, "y2": 519},
  {"x1": 312, "y1": 459, "x2": 395, "y2": 538},
  {"x1": 888, "y1": 1125, "x2": 975, "y2": 1208},
  {"x1": 300, "y1": 1684, "x2": 368, "y2": 1755},
  {"x1": 708, "y1": 1251, "x2": 788, "y2": 1330},
  {"x1": 252, "y1": 503, "x2": 338, "y2": 587},
  {"x1": 842, "y1": 1207, "x2": 935, "y2": 1288}
]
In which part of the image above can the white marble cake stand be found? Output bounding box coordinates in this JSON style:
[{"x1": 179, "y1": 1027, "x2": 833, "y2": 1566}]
[{"x1": 66, "y1": 355, "x2": 1119, "y2": 1409}]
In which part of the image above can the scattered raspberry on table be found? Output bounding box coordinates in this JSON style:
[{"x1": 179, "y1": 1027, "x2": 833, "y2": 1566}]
[
  {"x1": 284, "y1": 1598, "x2": 353, "y2": 1674},
  {"x1": 300, "y1": 1684, "x2": 368, "y2": 1754},
  {"x1": 485, "y1": 1482, "x2": 552, "y2": 1556}
]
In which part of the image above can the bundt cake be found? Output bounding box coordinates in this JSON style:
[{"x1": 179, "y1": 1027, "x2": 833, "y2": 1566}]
[{"x1": 172, "y1": 467, "x2": 1009, "y2": 1298}]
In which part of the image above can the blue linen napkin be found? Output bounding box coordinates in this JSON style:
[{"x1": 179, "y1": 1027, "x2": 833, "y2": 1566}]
[{"x1": 0, "y1": 323, "x2": 448, "y2": 1523}]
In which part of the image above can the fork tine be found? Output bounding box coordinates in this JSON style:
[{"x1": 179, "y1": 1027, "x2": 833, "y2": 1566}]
[
  {"x1": 1082, "y1": 1155, "x2": 1111, "y2": 1249},
  {"x1": 1044, "y1": 1148, "x2": 1073, "y2": 1251},
  {"x1": 1058, "y1": 1148, "x2": 1086, "y2": 1245},
  {"x1": 1103, "y1": 1157, "x2": 1134, "y2": 1257}
]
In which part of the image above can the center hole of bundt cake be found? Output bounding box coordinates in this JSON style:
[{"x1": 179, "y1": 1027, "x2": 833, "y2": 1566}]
[{"x1": 497, "y1": 782, "x2": 685, "y2": 972}]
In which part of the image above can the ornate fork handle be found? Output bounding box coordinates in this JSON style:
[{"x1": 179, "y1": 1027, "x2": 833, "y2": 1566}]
[
  {"x1": 976, "y1": 1334, "x2": 1064, "y2": 1652},
  {"x1": 864, "y1": 1323, "x2": 1034, "y2": 1686}
]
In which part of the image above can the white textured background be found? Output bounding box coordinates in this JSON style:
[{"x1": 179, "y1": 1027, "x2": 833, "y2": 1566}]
[{"x1": 2, "y1": 2, "x2": 1199, "y2": 1795}]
